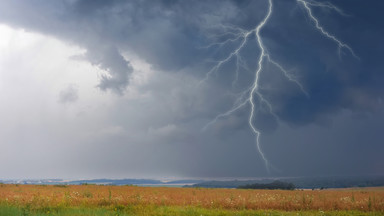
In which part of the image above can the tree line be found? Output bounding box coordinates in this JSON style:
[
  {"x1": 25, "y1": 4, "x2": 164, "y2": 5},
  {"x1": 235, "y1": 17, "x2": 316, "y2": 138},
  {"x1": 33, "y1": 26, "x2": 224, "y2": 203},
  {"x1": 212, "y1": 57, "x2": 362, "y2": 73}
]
[{"x1": 237, "y1": 180, "x2": 295, "y2": 190}]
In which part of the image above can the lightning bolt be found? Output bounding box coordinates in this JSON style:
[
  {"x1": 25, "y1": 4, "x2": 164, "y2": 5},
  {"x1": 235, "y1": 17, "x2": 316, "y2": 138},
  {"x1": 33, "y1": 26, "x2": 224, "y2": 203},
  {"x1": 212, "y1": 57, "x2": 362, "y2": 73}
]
[
  {"x1": 299, "y1": 0, "x2": 348, "y2": 16},
  {"x1": 297, "y1": 0, "x2": 359, "y2": 59},
  {"x1": 198, "y1": 25, "x2": 254, "y2": 85},
  {"x1": 248, "y1": 0, "x2": 273, "y2": 172},
  {"x1": 201, "y1": 0, "x2": 357, "y2": 173}
]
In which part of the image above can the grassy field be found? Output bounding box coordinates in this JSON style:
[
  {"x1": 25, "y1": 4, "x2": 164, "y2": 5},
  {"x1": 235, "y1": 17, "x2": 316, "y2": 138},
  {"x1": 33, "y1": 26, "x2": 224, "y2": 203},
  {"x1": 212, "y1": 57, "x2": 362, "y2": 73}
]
[{"x1": 0, "y1": 184, "x2": 383, "y2": 215}]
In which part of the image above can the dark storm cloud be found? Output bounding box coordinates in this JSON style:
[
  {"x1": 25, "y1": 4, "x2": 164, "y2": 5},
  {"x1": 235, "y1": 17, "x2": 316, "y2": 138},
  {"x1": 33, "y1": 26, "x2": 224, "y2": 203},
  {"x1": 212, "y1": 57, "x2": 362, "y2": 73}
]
[
  {"x1": 0, "y1": 0, "x2": 228, "y2": 91},
  {"x1": 2, "y1": 0, "x2": 382, "y2": 121},
  {"x1": 85, "y1": 45, "x2": 133, "y2": 94},
  {"x1": 1, "y1": 0, "x2": 383, "y2": 177}
]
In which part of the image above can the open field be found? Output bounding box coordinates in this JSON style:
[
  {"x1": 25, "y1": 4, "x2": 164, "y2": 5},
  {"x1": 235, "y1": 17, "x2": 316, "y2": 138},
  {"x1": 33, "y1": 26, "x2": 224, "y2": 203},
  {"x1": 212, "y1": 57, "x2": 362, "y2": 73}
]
[{"x1": 0, "y1": 184, "x2": 383, "y2": 215}]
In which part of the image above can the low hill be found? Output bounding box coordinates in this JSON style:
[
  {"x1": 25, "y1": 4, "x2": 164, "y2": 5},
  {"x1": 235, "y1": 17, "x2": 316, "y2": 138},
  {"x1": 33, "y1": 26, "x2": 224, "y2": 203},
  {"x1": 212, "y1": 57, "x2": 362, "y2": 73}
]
[{"x1": 186, "y1": 175, "x2": 384, "y2": 189}]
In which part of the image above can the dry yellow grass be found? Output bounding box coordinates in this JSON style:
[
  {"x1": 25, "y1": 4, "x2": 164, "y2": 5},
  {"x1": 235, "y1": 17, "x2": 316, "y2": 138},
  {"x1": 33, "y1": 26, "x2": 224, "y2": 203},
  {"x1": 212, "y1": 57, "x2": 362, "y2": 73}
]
[{"x1": 0, "y1": 184, "x2": 383, "y2": 211}]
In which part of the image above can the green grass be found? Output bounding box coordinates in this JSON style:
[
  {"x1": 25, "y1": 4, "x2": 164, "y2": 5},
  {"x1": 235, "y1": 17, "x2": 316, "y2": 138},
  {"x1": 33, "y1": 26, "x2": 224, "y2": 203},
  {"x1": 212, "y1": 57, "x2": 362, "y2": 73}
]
[
  {"x1": 0, "y1": 205, "x2": 110, "y2": 216},
  {"x1": 0, "y1": 204, "x2": 382, "y2": 216}
]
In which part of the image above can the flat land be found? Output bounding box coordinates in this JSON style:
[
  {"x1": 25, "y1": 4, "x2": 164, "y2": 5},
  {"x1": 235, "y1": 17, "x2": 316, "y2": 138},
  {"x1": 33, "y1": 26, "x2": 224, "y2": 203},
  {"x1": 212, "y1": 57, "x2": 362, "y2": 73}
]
[{"x1": 0, "y1": 184, "x2": 383, "y2": 215}]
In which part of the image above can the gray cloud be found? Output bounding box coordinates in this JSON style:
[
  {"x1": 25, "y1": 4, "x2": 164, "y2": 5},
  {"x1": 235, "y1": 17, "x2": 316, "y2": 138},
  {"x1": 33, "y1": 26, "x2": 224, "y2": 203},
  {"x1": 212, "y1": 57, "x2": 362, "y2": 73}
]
[
  {"x1": 58, "y1": 84, "x2": 79, "y2": 104},
  {"x1": 0, "y1": 0, "x2": 383, "y2": 178},
  {"x1": 85, "y1": 46, "x2": 133, "y2": 94}
]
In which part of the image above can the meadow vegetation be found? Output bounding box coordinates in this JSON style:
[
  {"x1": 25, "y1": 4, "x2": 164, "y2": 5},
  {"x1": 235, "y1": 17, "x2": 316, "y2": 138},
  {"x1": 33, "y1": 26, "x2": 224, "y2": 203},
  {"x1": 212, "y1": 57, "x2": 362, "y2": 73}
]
[{"x1": 0, "y1": 184, "x2": 383, "y2": 215}]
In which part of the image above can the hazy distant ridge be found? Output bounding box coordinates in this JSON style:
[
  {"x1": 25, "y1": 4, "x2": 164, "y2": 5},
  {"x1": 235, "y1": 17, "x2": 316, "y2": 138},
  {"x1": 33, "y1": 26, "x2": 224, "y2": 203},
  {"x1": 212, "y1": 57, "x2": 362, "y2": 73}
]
[
  {"x1": 186, "y1": 176, "x2": 384, "y2": 189},
  {"x1": 2, "y1": 176, "x2": 384, "y2": 189},
  {"x1": 0, "y1": 178, "x2": 204, "y2": 186}
]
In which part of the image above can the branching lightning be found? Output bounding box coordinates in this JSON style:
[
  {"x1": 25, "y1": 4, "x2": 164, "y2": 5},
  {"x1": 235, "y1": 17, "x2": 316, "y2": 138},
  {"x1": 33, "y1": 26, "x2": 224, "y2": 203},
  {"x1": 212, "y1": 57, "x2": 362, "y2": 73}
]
[
  {"x1": 297, "y1": 0, "x2": 359, "y2": 59},
  {"x1": 299, "y1": 0, "x2": 348, "y2": 16},
  {"x1": 248, "y1": 0, "x2": 273, "y2": 171},
  {"x1": 201, "y1": 0, "x2": 358, "y2": 173}
]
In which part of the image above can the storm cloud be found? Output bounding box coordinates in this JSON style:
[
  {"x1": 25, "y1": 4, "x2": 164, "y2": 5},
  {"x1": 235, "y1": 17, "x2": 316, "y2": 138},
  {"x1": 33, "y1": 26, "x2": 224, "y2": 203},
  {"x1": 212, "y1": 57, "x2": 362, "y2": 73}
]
[{"x1": 0, "y1": 0, "x2": 383, "y2": 179}]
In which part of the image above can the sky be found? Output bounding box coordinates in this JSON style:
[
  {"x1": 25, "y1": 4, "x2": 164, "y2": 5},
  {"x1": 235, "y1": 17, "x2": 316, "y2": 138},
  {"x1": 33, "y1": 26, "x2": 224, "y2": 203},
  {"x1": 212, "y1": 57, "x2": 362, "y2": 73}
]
[{"x1": 0, "y1": 0, "x2": 383, "y2": 179}]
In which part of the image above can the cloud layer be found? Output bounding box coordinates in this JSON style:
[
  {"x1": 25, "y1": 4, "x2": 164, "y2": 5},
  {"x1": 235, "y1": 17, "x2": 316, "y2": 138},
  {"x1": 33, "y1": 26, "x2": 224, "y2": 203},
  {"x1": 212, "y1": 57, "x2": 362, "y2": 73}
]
[{"x1": 0, "y1": 0, "x2": 383, "y2": 178}]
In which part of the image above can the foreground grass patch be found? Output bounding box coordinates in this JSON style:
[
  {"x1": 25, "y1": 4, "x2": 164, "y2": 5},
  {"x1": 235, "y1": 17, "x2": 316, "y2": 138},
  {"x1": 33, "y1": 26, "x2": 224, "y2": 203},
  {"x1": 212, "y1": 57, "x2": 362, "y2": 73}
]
[
  {"x1": 1, "y1": 184, "x2": 383, "y2": 215},
  {"x1": 0, "y1": 204, "x2": 382, "y2": 216}
]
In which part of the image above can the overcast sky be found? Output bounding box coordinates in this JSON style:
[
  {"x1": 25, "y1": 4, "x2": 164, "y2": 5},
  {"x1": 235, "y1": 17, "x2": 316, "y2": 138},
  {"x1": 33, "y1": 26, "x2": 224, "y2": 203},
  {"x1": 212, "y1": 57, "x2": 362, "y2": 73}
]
[{"x1": 0, "y1": 0, "x2": 383, "y2": 179}]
